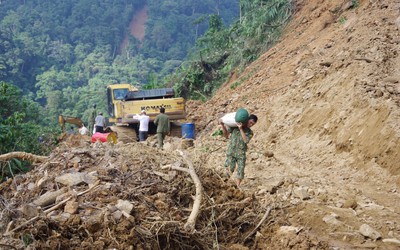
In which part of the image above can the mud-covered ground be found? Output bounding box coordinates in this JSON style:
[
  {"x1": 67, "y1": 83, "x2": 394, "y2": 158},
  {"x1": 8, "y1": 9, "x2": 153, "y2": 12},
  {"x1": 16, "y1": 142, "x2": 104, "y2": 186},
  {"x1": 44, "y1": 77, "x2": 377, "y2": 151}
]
[{"x1": 1, "y1": 0, "x2": 400, "y2": 249}]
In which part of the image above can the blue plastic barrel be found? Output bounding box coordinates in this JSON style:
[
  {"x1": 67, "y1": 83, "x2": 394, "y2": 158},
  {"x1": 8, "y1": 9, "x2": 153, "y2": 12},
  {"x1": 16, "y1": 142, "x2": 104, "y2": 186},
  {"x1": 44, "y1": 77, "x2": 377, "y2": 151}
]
[{"x1": 181, "y1": 123, "x2": 195, "y2": 139}]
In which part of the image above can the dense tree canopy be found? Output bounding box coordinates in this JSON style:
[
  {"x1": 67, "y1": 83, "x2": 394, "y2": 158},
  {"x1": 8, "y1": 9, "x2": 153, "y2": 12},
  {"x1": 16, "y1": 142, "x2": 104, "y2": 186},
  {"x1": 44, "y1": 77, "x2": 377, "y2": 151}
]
[
  {"x1": 0, "y1": 0, "x2": 292, "y2": 164},
  {"x1": 0, "y1": 0, "x2": 239, "y2": 124}
]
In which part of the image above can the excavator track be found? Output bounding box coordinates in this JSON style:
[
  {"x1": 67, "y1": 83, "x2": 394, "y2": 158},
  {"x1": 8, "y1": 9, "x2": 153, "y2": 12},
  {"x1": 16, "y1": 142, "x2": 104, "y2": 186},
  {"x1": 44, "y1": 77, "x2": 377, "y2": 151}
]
[
  {"x1": 109, "y1": 126, "x2": 137, "y2": 143},
  {"x1": 170, "y1": 123, "x2": 182, "y2": 137}
]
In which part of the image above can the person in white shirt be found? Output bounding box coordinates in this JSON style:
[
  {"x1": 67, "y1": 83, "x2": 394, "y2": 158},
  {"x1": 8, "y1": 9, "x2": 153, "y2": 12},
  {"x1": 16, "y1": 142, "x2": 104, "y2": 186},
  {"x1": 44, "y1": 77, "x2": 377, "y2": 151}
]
[
  {"x1": 94, "y1": 112, "x2": 106, "y2": 133},
  {"x1": 79, "y1": 124, "x2": 89, "y2": 135},
  {"x1": 133, "y1": 110, "x2": 150, "y2": 141}
]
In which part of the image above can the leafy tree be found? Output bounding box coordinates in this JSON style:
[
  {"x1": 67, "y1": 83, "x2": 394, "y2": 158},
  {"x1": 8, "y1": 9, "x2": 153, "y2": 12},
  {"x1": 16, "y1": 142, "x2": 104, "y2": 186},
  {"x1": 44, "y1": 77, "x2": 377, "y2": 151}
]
[
  {"x1": 171, "y1": 0, "x2": 293, "y2": 100},
  {"x1": 0, "y1": 82, "x2": 56, "y2": 155}
]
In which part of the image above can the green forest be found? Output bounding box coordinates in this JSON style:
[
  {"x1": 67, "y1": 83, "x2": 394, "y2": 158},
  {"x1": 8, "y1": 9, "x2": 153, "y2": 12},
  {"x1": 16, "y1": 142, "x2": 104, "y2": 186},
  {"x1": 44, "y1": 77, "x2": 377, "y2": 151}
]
[{"x1": 0, "y1": 0, "x2": 292, "y2": 179}]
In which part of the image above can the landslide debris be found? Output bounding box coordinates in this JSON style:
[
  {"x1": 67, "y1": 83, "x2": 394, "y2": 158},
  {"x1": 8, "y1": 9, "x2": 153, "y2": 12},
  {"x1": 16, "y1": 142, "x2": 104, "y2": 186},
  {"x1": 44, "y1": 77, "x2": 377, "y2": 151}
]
[
  {"x1": 2, "y1": 0, "x2": 400, "y2": 249},
  {"x1": 0, "y1": 136, "x2": 273, "y2": 249}
]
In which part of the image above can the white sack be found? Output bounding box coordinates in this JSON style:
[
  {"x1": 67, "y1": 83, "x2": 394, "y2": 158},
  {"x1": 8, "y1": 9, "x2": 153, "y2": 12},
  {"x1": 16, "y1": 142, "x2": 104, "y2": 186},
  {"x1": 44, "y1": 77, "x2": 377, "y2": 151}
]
[{"x1": 220, "y1": 112, "x2": 237, "y2": 127}]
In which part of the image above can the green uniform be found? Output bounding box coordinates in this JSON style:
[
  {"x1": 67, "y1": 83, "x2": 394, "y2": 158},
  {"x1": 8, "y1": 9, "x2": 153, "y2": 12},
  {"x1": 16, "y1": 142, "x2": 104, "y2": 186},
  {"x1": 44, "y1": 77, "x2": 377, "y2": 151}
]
[
  {"x1": 225, "y1": 127, "x2": 253, "y2": 179},
  {"x1": 154, "y1": 113, "x2": 170, "y2": 148},
  {"x1": 89, "y1": 108, "x2": 96, "y2": 135}
]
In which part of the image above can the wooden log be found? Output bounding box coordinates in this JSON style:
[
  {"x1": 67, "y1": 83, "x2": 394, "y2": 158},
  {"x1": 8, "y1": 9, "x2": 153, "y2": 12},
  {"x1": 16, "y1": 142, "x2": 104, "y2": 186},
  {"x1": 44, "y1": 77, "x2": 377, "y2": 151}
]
[
  {"x1": 33, "y1": 188, "x2": 67, "y2": 207},
  {"x1": 0, "y1": 152, "x2": 48, "y2": 163}
]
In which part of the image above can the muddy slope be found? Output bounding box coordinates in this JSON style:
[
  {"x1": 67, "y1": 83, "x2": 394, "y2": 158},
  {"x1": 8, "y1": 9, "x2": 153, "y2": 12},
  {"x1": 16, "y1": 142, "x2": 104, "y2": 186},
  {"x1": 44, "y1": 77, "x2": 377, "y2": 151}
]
[
  {"x1": 193, "y1": 0, "x2": 400, "y2": 177},
  {"x1": 189, "y1": 0, "x2": 400, "y2": 248}
]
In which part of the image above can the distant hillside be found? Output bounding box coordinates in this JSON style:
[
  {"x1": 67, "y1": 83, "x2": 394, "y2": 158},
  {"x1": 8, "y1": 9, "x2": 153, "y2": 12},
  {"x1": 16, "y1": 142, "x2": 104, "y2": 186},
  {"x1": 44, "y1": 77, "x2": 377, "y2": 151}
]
[{"x1": 0, "y1": 0, "x2": 239, "y2": 125}]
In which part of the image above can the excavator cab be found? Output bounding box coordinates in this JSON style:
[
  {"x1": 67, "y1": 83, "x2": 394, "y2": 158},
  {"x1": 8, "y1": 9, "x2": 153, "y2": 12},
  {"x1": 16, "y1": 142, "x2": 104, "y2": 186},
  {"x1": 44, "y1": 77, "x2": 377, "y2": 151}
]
[{"x1": 107, "y1": 83, "x2": 138, "y2": 122}]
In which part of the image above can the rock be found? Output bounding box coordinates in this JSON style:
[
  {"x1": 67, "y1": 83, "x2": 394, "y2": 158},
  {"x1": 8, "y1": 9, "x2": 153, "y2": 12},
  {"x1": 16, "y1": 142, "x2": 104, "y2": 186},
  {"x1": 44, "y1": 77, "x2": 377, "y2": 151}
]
[
  {"x1": 320, "y1": 61, "x2": 332, "y2": 67},
  {"x1": 383, "y1": 76, "x2": 399, "y2": 83},
  {"x1": 294, "y1": 187, "x2": 310, "y2": 200},
  {"x1": 341, "y1": 1, "x2": 354, "y2": 11},
  {"x1": 20, "y1": 203, "x2": 40, "y2": 219},
  {"x1": 55, "y1": 172, "x2": 85, "y2": 186},
  {"x1": 249, "y1": 152, "x2": 259, "y2": 160},
  {"x1": 85, "y1": 216, "x2": 103, "y2": 233},
  {"x1": 256, "y1": 188, "x2": 268, "y2": 195},
  {"x1": 83, "y1": 171, "x2": 99, "y2": 184},
  {"x1": 55, "y1": 212, "x2": 71, "y2": 223},
  {"x1": 112, "y1": 210, "x2": 123, "y2": 221},
  {"x1": 396, "y1": 16, "x2": 400, "y2": 28},
  {"x1": 153, "y1": 170, "x2": 177, "y2": 181},
  {"x1": 27, "y1": 183, "x2": 36, "y2": 190},
  {"x1": 116, "y1": 199, "x2": 133, "y2": 214},
  {"x1": 373, "y1": 89, "x2": 384, "y2": 97},
  {"x1": 323, "y1": 213, "x2": 342, "y2": 225},
  {"x1": 343, "y1": 198, "x2": 358, "y2": 209},
  {"x1": 264, "y1": 179, "x2": 284, "y2": 194},
  {"x1": 71, "y1": 156, "x2": 81, "y2": 163},
  {"x1": 278, "y1": 226, "x2": 302, "y2": 235},
  {"x1": 359, "y1": 224, "x2": 381, "y2": 240},
  {"x1": 64, "y1": 200, "x2": 79, "y2": 214}
]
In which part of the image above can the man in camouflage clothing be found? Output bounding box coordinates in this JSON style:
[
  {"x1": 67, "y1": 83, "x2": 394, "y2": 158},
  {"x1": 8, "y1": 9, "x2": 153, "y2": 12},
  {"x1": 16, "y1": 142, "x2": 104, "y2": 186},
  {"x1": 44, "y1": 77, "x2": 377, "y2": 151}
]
[
  {"x1": 154, "y1": 107, "x2": 170, "y2": 149},
  {"x1": 220, "y1": 114, "x2": 258, "y2": 187},
  {"x1": 88, "y1": 104, "x2": 97, "y2": 135}
]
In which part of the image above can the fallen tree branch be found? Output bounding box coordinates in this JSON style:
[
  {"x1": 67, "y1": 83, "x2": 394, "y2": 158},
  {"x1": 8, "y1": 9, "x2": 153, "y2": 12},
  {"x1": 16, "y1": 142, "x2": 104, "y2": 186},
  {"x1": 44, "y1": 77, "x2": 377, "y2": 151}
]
[
  {"x1": 0, "y1": 243, "x2": 17, "y2": 250},
  {"x1": 243, "y1": 206, "x2": 272, "y2": 242},
  {"x1": 4, "y1": 181, "x2": 100, "y2": 236},
  {"x1": 162, "y1": 150, "x2": 203, "y2": 233},
  {"x1": 0, "y1": 152, "x2": 48, "y2": 163}
]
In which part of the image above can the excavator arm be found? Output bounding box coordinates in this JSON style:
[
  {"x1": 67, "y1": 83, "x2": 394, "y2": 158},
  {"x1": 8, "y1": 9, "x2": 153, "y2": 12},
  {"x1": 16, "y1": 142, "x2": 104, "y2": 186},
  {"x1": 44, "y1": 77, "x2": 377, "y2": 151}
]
[{"x1": 58, "y1": 115, "x2": 84, "y2": 131}]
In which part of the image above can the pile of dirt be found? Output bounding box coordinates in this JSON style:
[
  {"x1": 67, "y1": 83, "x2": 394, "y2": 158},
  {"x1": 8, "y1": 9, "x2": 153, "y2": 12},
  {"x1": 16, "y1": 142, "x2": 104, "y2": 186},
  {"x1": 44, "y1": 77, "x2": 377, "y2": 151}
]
[{"x1": 0, "y1": 136, "x2": 275, "y2": 249}]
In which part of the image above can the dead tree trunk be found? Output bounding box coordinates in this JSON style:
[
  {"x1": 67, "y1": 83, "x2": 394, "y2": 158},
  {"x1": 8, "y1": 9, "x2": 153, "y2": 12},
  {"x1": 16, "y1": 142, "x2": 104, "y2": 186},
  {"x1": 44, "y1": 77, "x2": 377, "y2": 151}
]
[{"x1": 0, "y1": 152, "x2": 48, "y2": 163}]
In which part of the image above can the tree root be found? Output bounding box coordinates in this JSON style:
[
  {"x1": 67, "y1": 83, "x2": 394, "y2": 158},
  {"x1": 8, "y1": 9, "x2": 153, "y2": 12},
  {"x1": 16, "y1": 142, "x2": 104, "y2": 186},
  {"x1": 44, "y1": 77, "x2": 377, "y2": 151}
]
[{"x1": 162, "y1": 150, "x2": 203, "y2": 233}]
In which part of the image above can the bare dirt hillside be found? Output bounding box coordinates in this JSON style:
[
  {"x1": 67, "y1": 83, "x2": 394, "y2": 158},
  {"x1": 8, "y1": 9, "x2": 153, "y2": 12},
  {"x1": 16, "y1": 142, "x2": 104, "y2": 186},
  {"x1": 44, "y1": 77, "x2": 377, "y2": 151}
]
[
  {"x1": 189, "y1": 0, "x2": 400, "y2": 248},
  {"x1": 1, "y1": 0, "x2": 400, "y2": 249},
  {"x1": 120, "y1": 5, "x2": 148, "y2": 52}
]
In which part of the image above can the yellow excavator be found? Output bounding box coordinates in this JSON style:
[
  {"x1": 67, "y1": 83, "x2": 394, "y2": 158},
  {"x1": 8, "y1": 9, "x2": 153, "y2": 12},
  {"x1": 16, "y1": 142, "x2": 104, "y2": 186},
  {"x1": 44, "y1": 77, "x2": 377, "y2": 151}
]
[{"x1": 107, "y1": 83, "x2": 186, "y2": 142}]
